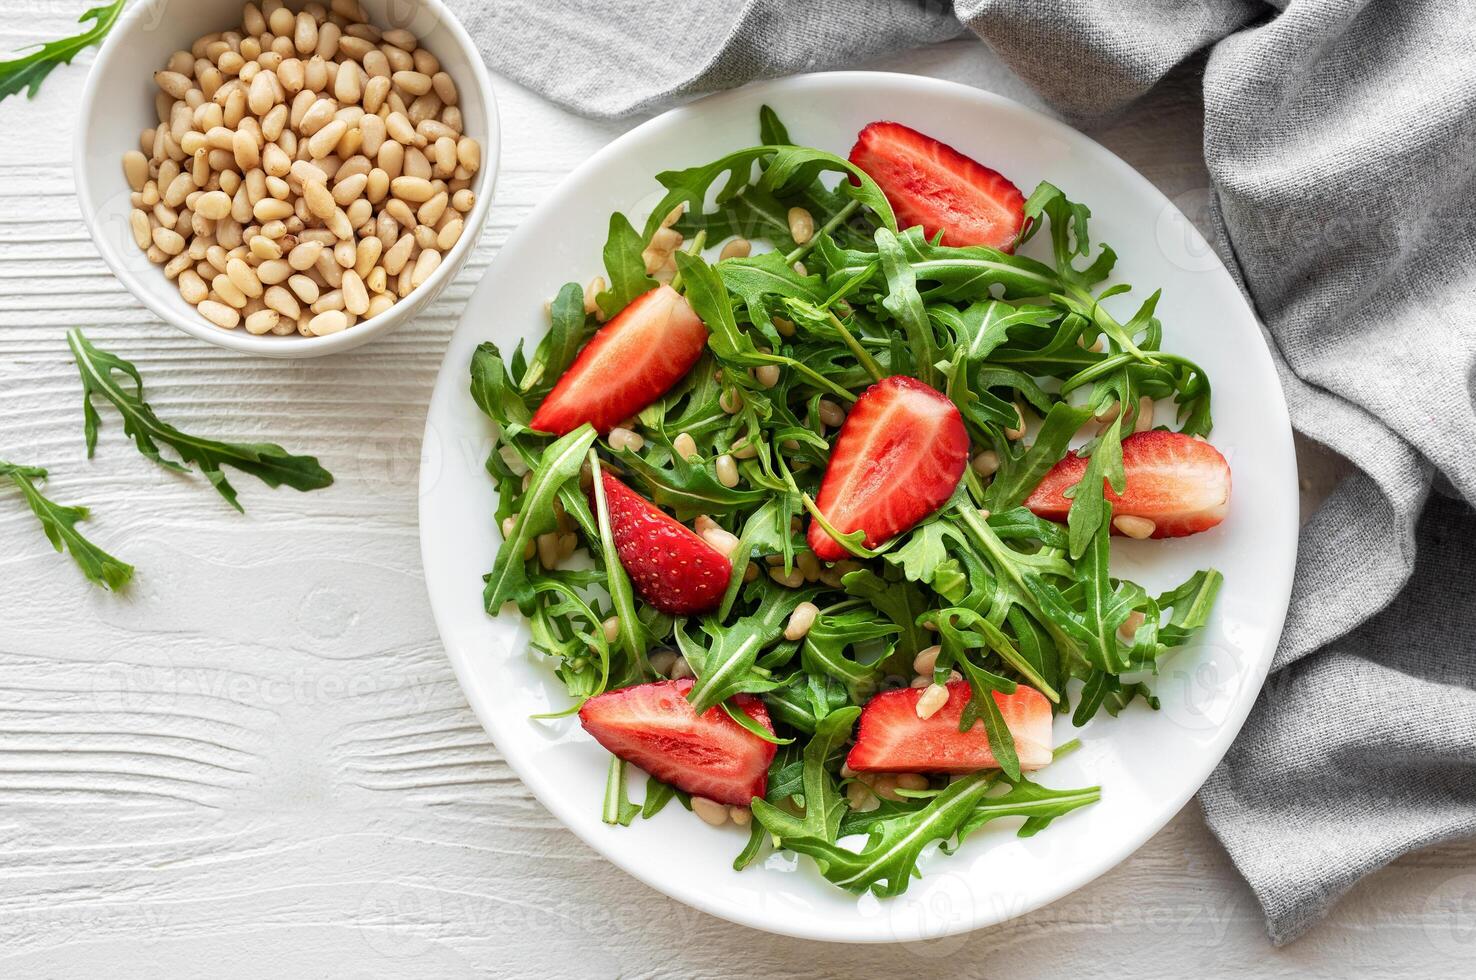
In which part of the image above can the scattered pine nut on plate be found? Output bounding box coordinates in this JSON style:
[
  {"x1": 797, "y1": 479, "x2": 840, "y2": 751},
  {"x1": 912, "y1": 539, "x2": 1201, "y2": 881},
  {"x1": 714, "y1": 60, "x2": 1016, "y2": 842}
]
[{"x1": 118, "y1": 1, "x2": 485, "y2": 339}]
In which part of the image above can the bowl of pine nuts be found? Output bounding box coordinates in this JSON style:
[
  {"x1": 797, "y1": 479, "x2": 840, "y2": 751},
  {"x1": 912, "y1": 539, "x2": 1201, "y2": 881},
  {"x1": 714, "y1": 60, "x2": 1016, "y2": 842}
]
[{"x1": 75, "y1": 0, "x2": 498, "y2": 357}]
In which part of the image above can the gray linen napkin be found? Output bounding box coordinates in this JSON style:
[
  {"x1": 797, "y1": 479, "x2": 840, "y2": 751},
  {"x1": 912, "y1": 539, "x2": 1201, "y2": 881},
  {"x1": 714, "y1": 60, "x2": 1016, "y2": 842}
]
[{"x1": 448, "y1": 0, "x2": 1476, "y2": 944}]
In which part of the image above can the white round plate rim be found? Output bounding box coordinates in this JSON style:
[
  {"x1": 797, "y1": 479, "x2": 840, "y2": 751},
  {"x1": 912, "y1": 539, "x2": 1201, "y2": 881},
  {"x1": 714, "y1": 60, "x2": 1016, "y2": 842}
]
[{"x1": 419, "y1": 71, "x2": 1298, "y2": 943}]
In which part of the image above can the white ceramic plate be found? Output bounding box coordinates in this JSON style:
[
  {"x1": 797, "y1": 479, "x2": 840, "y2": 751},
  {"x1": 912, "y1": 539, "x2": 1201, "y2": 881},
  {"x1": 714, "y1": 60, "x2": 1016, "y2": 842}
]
[{"x1": 419, "y1": 72, "x2": 1297, "y2": 943}]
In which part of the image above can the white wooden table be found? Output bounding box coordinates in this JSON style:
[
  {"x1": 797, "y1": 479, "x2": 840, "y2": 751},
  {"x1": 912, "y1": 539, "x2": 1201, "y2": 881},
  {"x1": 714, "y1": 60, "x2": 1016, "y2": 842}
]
[{"x1": 3, "y1": 7, "x2": 1470, "y2": 975}]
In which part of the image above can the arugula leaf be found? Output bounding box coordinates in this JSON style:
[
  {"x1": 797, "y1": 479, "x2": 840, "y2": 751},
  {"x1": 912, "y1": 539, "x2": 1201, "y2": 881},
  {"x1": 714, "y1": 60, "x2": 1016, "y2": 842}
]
[
  {"x1": 1065, "y1": 414, "x2": 1126, "y2": 558},
  {"x1": 800, "y1": 604, "x2": 897, "y2": 693},
  {"x1": 68, "y1": 330, "x2": 333, "y2": 512},
  {"x1": 841, "y1": 567, "x2": 931, "y2": 660},
  {"x1": 874, "y1": 228, "x2": 938, "y2": 386},
  {"x1": 954, "y1": 776, "x2": 1102, "y2": 842},
  {"x1": 0, "y1": 460, "x2": 132, "y2": 590},
  {"x1": 484, "y1": 425, "x2": 597, "y2": 615},
  {"x1": 750, "y1": 707, "x2": 855, "y2": 838},
  {"x1": 772, "y1": 771, "x2": 996, "y2": 897},
  {"x1": 1016, "y1": 181, "x2": 1117, "y2": 288},
  {"x1": 596, "y1": 213, "x2": 657, "y2": 318},
  {"x1": 758, "y1": 104, "x2": 792, "y2": 146},
  {"x1": 588, "y1": 452, "x2": 646, "y2": 664},
  {"x1": 520, "y1": 283, "x2": 591, "y2": 393},
  {"x1": 683, "y1": 579, "x2": 819, "y2": 714},
  {"x1": 0, "y1": 0, "x2": 123, "y2": 104},
  {"x1": 470, "y1": 341, "x2": 533, "y2": 428}
]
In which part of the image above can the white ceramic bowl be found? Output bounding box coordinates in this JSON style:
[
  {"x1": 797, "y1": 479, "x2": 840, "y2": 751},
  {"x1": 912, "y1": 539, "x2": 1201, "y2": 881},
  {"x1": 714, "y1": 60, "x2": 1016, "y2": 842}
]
[
  {"x1": 420, "y1": 72, "x2": 1298, "y2": 942},
  {"x1": 75, "y1": 0, "x2": 499, "y2": 357}
]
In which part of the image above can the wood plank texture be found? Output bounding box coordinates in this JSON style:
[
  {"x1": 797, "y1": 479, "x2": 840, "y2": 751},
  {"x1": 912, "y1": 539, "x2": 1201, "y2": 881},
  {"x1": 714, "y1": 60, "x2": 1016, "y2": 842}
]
[{"x1": 0, "y1": 8, "x2": 1461, "y2": 976}]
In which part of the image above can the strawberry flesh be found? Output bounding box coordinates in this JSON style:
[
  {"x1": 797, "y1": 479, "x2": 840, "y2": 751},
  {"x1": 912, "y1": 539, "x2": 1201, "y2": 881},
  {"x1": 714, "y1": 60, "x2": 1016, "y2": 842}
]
[
  {"x1": 530, "y1": 284, "x2": 707, "y2": 435},
  {"x1": 578, "y1": 679, "x2": 776, "y2": 805},
  {"x1": 845, "y1": 681, "x2": 1054, "y2": 774},
  {"x1": 806, "y1": 376, "x2": 969, "y2": 562},
  {"x1": 597, "y1": 471, "x2": 731, "y2": 615},
  {"x1": 1026, "y1": 430, "x2": 1231, "y2": 537},
  {"x1": 849, "y1": 120, "x2": 1026, "y2": 251}
]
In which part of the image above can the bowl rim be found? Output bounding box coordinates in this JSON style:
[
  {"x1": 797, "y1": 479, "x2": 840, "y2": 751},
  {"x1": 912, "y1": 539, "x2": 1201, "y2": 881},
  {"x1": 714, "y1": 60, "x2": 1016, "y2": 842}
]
[
  {"x1": 418, "y1": 70, "x2": 1300, "y2": 943},
  {"x1": 74, "y1": 0, "x2": 500, "y2": 358}
]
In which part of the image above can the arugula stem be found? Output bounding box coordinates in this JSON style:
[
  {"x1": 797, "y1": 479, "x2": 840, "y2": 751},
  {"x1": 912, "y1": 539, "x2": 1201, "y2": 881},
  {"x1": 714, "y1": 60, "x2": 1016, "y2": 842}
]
[
  {"x1": 785, "y1": 199, "x2": 860, "y2": 265},
  {"x1": 758, "y1": 353, "x2": 857, "y2": 403},
  {"x1": 824, "y1": 310, "x2": 885, "y2": 383},
  {"x1": 668, "y1": 230, "x2": 709, "y2": 293}
]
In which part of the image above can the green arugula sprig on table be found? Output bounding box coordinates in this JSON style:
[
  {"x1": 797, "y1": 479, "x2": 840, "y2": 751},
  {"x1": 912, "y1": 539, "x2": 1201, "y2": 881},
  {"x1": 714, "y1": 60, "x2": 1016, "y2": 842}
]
[
  {"x1": 0, "y1": 460, "x2": 132, "y2": 590},
  {"x1": 69, "y1": 329, "x2": 334, "y2": 512},
  {"x1": 468, "y1": 106, "x2": 1223, "y2": 896},
  {"x1": 0, "y1": 0, "x2": 124, "y2": 104}
]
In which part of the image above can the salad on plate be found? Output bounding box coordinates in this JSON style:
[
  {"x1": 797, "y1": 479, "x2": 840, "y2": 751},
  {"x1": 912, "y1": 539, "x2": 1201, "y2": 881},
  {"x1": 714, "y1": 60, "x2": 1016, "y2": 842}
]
[{"x1": 468, "y1": 107, "x2": 1231, "y2": 897}]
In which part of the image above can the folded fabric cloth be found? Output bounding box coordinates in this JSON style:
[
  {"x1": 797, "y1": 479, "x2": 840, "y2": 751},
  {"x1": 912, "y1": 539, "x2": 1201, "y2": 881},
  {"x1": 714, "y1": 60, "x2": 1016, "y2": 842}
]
[{"x1": 448, "y1": 0, "x2": 1476, "y2": 944}]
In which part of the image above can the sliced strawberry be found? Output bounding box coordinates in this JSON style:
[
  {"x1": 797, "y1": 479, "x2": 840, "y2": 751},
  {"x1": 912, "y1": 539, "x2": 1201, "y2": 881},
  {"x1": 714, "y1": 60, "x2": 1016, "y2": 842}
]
[
  {"x1": 597, "y1": 471, "x2": 731, "y2": 615},
  {"x1": 530, "y1": 285, "x2": 707, "y2": 435},
  {"x1": 806, "y1": 376, "x2": 969, "y2": 562},
  {"x1": 1026, "y1": 430, "x2": 1231, "y2": 537},
  {"x1": 579, "y1": 679, "x2": 776, "y2": 805},
  {"x1": 849, "y1": 121, "x2": 1026, "y2": 251},
  {"x1": 845, "y1": 681, "x2": 1053, "y2": 774}
]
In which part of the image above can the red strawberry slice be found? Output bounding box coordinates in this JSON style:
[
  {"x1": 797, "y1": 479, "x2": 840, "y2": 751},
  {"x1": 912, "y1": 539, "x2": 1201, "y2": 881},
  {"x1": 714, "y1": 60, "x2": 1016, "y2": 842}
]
[
  {"x1": 1025, "y1": 430, "x2": 1231, "y2": 537},
  {"x1": 806, "y1": 376, "x2": 969, "y2": 562},
  {"x1": 849, "y1": 121, "x2": 1026, "y2": 251},
  {"x1": 530, "y1": 284, "x2": 707, "y2": 435},
  {"x1": 579, "y1": 679, "x2": 776, "y2": 805},
  {"x1": 597, "y1": 470, "x2": 732, "y2": 615},
  {"x1": 845, "y1": 681, "x2": 1053, "y2": 774}
]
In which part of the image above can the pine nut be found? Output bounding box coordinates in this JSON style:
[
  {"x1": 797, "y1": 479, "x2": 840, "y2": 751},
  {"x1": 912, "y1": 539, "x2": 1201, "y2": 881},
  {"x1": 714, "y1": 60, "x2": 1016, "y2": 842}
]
[
  {"x1": 1094, "y1": 401, "x2": 1121, "y2": 424},
  {"x1": 719, "y1": 387, "x2": 742, "y2": 414},
  {"x1": 391, "y1": 175, "x2": 435, "y2": 202},
  {"x1": 244, "y1": 309, "x2": 280, "y2": 335},
  {"x1": 784, "y1": 602, "x2": 820, "y2": 641},
  {"x1": 1119, "y1": 610, "x2": 1147, "y2": 641},
  {"x1": 715, "y1": 454, "x2": 739, "y2": 488},
  {"x1": 787, "y1": 206, "x2": 814, "y2": 244},
  {"x1": 607, "y1": 427, "x2": 644, "y2": 453},
  {"x1": 433, "y1": 218, "x2": 463, "y2": 250},
  {"x1": 307, "y1": 310, "x2": 349, "y2": 336},
  {"x1": 691, "y1": 797, "x2": 730, "y2": 827},
  {"x1": 846, "y1": 780, "x2": 879, "y2": 812},
  {"x1": 129, "y1": 210, "x2": 152, "y2": 249},
  {"x1": 198, "y1": 300, "x2": 240, "y2": 328},
  {"x1": 699, "y1": 525, "x2": 740, "y2": 559},
  {"x1": 177, "y1": 270, "x2": 208, "y2": 304},
  {"x1": 152, "y1": 227, "x2": 186, "y2": 255},
  {"x1": 729, "y1": 806, "x2": 751, "y2": 826},
  {"x1": 1135, "y1": 396, "x2": 1155, "y2": 433},
  {"x1": 717, "y1": 237, "x2": 752, "y2": 262},
  {"x1": 753, "y1": 364, "x2": 780, "y2": 388},
  {"x1": 456, "y1": 136, "x2": 480, "y2": 172},
  {"x1": 673, "y1": 432, "x2": 698, "y2": 460},
  {"x1": 341, "y1": 269, "x2": 369, "y2": 315},
  {"x1": 288, "y1": 274, "x2": 319, "y2": 304},
  {"x1": 536, "y1": 532, "x2": 561, "y2": 569},
  {"x1": 123, "y1": 151, "x2": 149, "y2": 192},
  {"x1": 410, "y1": 247, "x2": 441, "y2": 288},
  {"x1": 451, "y1": 188, "x2": 475, "y2": 213},
  {"x1": 817, "y1": 399, "x2": 845, "y2": 428},
  {"x1": 916, "y1": 683, "x2": 949, "y2": 720},
  {"x1": 913, "y1": 645, "x2": 942, "y2": 675},
  {"x1": 288, "y1": 239, "x2": 324, "y2": 270},
  {"x1": 1113, "y1": 515, "x2": 1157, "y2": 539},
  {"x1": 895, "y1": 773, "x2": 929, "y2": 792},
  {"x1": 600, "y1": 616, "x2": 621, "y2": 644},
  {"x1": 971, "y1": 450, "x2": 1000, "y2": 477},
  {"x1": 264, "y1": 285, "x2": 300, "y2": 319},
  {"x1": 769, "y1": 566, "x2": 804, "y2": 589},
  {"x1": 1005, "y1": 402, "x2": 1027, "y2": 440},
  {"x1": 226, "y1": 258, "x2": 263, "y2": 298}
]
